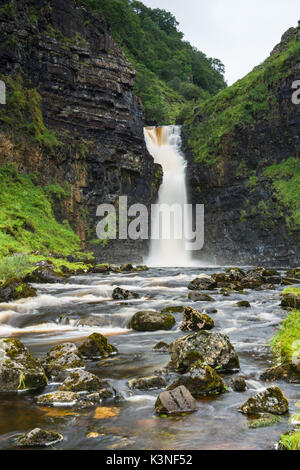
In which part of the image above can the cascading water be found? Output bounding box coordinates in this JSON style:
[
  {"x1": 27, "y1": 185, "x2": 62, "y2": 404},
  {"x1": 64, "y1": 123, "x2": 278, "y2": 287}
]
[{"x1": 144, "y1": 125, "x2": 193, "y2": 267}]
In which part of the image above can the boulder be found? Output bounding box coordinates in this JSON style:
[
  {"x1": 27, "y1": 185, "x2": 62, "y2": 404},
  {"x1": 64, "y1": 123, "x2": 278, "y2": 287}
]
[
  {"x1": 188, "y1": 292, "x2": 215, "y2": 302},
  {"x1": 188, "y1": 276, "x2": 217, "y2": 291},
  {"x1": 239, "y1": 387, "x2": 289, "y2": 415},
  {"x1": 281, "y1": 294, "x2": 300, "y2": 309},
  {"x1": 78, "y1": 333, "x2": 118, "y2": 358},
  {"x1": 167, "y1": 363, "x2": 226, "y2": 397},
  {"x1": 155, "y1": 385, "x2": 198, "y2": 415},
  {"x1": 0, "y1": 278, "x2": 37, "y2": 303},
  {"x1": 120, "y1": 263, "x2": 134, "y2": 272},
  {"x1": 168, "y1": 331, "x2": 240, "y2": 373},
  {"x1": 128, "y1": 375, "x2": 166, "y2": 390},
  {"x1": 231, "y1": 376, "x2": 247, "y2": 392},
  {"x1": 58, "y1": 370, "x2": 115, "y2": 398},
  {"x1": 129, "y1": 311, "x2": 175, "y2": 331},
  {"x1": 92, "y1": 263, "x2": 110, "y2": 274},
  {"x1": 112, "y1": 287, "x2": 139, "y2": 300},
  {"x1": 153, "y1": 341, "x2": 169, "y2": 352},
  {"x1": 247, "y1": 413, "x2": 281, "y2": 429},
  {"x1": 24, "y1": 267, "x2": 63, "y2": 284},
  {"x1": 226, "y1": 268, "x2": 246, "y2": 281},
  {"x1": 17, "y1": 428, "x2": 63, "y2": 447},
  {"x1": 0, "y1": 338, "x2": 47, "y2": 392},
  {"x1": 37, "y1": 391, "x2": 80, "y2": 406},
  {"x1": 236, "y1": 301, "x2": 251, "y2": 308},
  {"x1": 181, "y1": 307, "x2": 214, "y2": 332},
  {"x1": 42, "y1": 343, "x2": 84, "y2": 379}
]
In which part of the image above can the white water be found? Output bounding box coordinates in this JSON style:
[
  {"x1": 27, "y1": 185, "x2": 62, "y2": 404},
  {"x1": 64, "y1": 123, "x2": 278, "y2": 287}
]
[{"x1": 144, "y1": 125, "x2": 194, "y2": 267}]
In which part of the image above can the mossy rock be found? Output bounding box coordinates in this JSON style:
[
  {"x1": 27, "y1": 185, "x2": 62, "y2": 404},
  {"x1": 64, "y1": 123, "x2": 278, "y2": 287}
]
[
  {"x1": 181, "y1": 307, "x2": 215, "y2": 332},
  {"x1": 0, "y1": 278, "x2": 37, "y2": 302},
  {"x1": 161, "y1": 306, "x2": 185, "y2": 314},
  {"x1": 37, "y1": 391, "x2": 80, "y2": 407},
  {"x1": 239, "y1": 387, "x2": 289, "y2": 415},
  {"x1": 17, "y1": 428, "x2": 63, "y2": 447},
  {"x1": 281, "y1": 293, "x2": 300, "y2": 309},
  {"x1": 153, "y1": 341, "x2": 169, "y2": 352},
  {"x1": 167, "y1": 363, "x2": 226, "y2": 397},
  {"x1": 128, "y1": 375, "x2": 166, "y2": 390},
  {"x1": 58, "y1": 369, "x2": 115, "y2": 398},
  {"x1": 188, "y1": 292, "x2": 215, "y2": 302},
  {"x1": 260, "y1": 363, "x2": 300, "y2": 384},
  {"x1": 129, "y1": 311, "x2": 176, "y2": 331},
  {"x1": 188, "y1": 277, "x2": 217, "y2": 291},
  {"x1": 286, "y1": 268, "x2": 300, "y2": 280},
  {"x1": 0, "y1": 338, "x2": 47, "y2": 392},
  {"x1": 231, "y1": 376, "x2": 247, "y2": 392},
  {"x1": 112, "y1": 287, "x2": 139, "y2": 300},
  {"x1": 236, "y1": 301, "x2": 251, "y2": 308},
  {"x1": 247, "y1": 413, "x2": 281, "y2": 429},
  {"x1": 42, "y1": 343, "x2": 84, "y2": 379},
  {"x1": 24, "y1": 267, "x2": 64, "y2": 284},
  {"x1": 120, "y1": 263, "x2": 134, "y2": 272},
  {"x1": 78, "y1": 333, "x2": 118, "y2": 358},
  {"x1": 92, "y1": 263, "x2": 110, "y2": 274}
]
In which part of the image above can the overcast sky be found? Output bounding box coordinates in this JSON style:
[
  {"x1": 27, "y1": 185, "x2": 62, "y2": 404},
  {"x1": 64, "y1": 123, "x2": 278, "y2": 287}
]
[{"x1": 142, "y1": 0, "x2": 299, "y2": 85}]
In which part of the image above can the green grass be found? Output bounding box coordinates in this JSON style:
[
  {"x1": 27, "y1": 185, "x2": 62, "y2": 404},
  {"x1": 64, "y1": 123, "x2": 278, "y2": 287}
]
[
  {"x1": 279, "y1": 430, "x2": 300, "y2": 450},
  {"x1": 0, "y1": 164, "x2": 81, "y2": 257},
  {"x1": 270, "y1": 310, "x2": 300, "y2": 364},
  {"x1": 185, "y1": 29, "x2": 300, "y2": 166},
  {"x1": 283, "y1": 287, "x2": 300, "y2": 295},
  {"x1": 0, "y1": 254, "x2": 32, "y2": 282}
]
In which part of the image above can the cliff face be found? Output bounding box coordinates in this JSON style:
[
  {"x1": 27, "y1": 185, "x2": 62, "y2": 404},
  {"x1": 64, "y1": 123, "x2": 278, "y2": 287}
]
[
  {"x1": 0, "y1": 0, "x2": 160, "y2": 262},
  {"x1": 184, "y1": 25, "x2": 300, "y2": 267}
]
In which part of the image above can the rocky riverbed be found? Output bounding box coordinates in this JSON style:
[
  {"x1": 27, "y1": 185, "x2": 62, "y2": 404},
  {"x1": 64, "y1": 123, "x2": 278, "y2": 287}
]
[{"x1": 0, "y1": 266, "x2": 299, "y2": 450}]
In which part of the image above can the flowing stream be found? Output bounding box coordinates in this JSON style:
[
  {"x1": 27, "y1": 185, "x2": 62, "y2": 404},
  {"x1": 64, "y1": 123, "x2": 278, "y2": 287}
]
[{"x1": 0, "y1": 267, "x2": 298, "y2": 450}]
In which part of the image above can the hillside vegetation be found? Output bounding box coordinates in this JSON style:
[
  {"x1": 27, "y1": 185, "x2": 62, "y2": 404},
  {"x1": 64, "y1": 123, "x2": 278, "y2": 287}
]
[{"x1": 77, "y1": 0, "x2": 226, "y2": 124}]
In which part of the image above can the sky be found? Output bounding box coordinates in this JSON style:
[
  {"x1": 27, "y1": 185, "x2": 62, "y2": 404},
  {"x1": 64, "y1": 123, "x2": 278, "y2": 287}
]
[{"x1": 142, "y1": 0, "x2": 300, "y2": 85}]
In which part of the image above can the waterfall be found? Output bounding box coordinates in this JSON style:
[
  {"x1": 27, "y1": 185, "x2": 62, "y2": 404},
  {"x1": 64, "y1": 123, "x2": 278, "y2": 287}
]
[{"x1": 144, "y1": 125, "x2": 193, "y2": 267}]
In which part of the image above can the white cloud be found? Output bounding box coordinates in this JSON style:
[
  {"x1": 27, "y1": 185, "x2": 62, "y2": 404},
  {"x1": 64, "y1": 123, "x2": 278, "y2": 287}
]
[{"x1": 142, "y1": 0, "x2": 300, "y2": 84}]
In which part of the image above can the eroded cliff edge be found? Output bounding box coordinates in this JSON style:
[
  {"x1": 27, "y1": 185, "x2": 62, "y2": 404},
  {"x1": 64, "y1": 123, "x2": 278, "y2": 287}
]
[
  {"x1": 0, "y1": 0, "x2": 161, "y2": 262},
  {"x1": 184, "y1": 25, "x2": 300, "y2": 267}
]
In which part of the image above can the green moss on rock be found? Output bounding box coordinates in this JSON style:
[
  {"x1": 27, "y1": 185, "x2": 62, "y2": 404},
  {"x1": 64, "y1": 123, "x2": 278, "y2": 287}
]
[
  {"x1": 129, "y1": 311, "x2": 176, "y2": 332},
  {"x1": 78, "y1": 333, "x2": 118, "y2": 358}
]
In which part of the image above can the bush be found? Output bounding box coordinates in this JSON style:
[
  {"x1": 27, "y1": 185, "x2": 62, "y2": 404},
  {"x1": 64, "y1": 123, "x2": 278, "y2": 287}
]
[{"x1": 0, "y1": 254, "x2": 32, "y2": 282}]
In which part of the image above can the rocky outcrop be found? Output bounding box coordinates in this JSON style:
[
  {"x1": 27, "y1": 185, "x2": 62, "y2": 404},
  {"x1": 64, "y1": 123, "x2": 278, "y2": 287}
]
[{"x1": 0, "y1": 0, "x2": 160, "y2": 263}]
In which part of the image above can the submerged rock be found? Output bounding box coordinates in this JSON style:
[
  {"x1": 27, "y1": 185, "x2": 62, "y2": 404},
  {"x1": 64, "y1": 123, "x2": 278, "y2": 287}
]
[
  {"x1": 239, "y1": 387, "x2": 289, "y2": 415},
  {"x1": 112, "y1": 287, "x2": 139, "y2": 300},
  {"x1": 161, "y1": 306, "x2": 185, "y2": 314},
  {"x1": 128, "y1": 375, "x2": 166, "y2": 390},
  {"x1": 129, "y1": 311, "x2": 176, "y2": 331},
  {"x1": 155, "y1": 385, "x2": 198, "y2": 415},
  {"x1": 188, "y1": 277, "x2": 217, "y2": 291},
  {"x1": 236, "y1": 301, "x2": 251, "y2": 308},
  {"x1": 78, "y1": 333, "x2": 118, "y2": 358},
  {"x1": 188, "y1": 292, "x2": 215, "y2": 302},
  {"x1": 181, "y1": 307, "x2": 215, "y2": 332},
  {"x1": 169, "y1": 331, "x2": 240, "y2": 373},
  {"x1": 59, "y1": 370, "x2": 115, "y2": 398},
  {"x1": 247, "y1": 413, "x2": 281, "y2": 429},
  {"x1": 17, "y1": 428, "x2": 63, "y2": 447},
  {"x1": 231, "y1": 376, "x2": 247, "y2": 392},
  {"x1": 37, "y1": 391, "x2": 80, "y2": 406},
  {"x1": 0, "y1": 338, "x2": 47, "y2": 392},
  {"x1": 0, "y1": 278, "x2": 37, "y2": 303},
  {"x1": 43, "y1": 343, "x2": 84, "y2": 379},
  {"x1": 153, "y1": 341, "x2": 169, "y2": 352},
  {"x1": 167, "y1": 363, "x2": 226, "y2": 397}
]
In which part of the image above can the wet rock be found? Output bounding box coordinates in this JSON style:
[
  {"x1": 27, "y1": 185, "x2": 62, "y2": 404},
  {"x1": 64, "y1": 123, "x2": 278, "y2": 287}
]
[
  {"x1": 37, "y1": 391, "x2": 80, "y2": 406},
  {"x1": 0, "y1": 338, "x2": 47, "y2": 392},
  {"x1": 168, "y1": 331, "x2": 240, "y2": 373},
  {"x1": 0, "y1": 278, "x2": 37, "y2": 303},
  {"x1": 92, "y1": 263, "x2": 110, "y2": 274},
  {"x1": 188, "y1": 292, "x2": 215, "y2": 302},
  {"x1": 24, "y1": 267, "x2": 64, "y2": 284},
  {"x1": 205, "y1": 308, "x2": 218, "y2": 314},
  {"x1": 43, "y1": 343, "x2": 84, "y2": 379},
  {"x1": 135, "y1": 265, "x2": 149, "y2": 271},
  {"x1": 161, "y1": 306, "x2": 185, "y2": 314},
  {"x1": 281, "y1": 293, "x2": 300, "y2": 309},
  {"x1": 128, "y1": 375, "x2": 166, "y2": 390},
  {"x1": 120, "y1": 263, "x2": 134, "y2": 272},
  {"x1": 129, "y1": 311, "x2": 176, "y2": 331},
  {"x1": 59, "y1": 370, "x2": 115, "y2": 398},
  {"x1": 155, "y1": 385, "x2": 198, "y2": 415},
  {"x1": 231, "y1": 376, "x2": 247, "y2": 392},
  {"x1": 286, "y1": 268, "x2": 300, "y2": 279},
  {"x1": 260, "y1": 364, "x2": 300, "y2": 384},
  {"x1": 167, "y1": 363, "x2": 226, "y2": 397},
  {"x1": 153, "y1": 341, "x2": 169, "y2": 352},
  {"x1": 78, "y1": 333, "x2": 118, "y2": 358},
  {"x1": 226, "y1": 268, "x2": 246, "y2": 281},
  {"x1": 181, "y1": 307, "x2": 214, "y2": 332},
  {"x1": 110, "y1": 265, "x2": 121, "y2": 273},
  {"x1": 236, "y1": 301, "x2": 251, "y2": 308},
  {"x1": 247, "y1": 413, "x2": 281, "y2": 429},
  {"x1": 112, "y1": 287, "x2": 139, "y2": 300},
  {"x1": 76, "y1": 315, "x2": 122, "y2": 328},
  {"x1": 188, "y1": 276, "x2": 217, "y2": 291},
  {"x1": 239, "y1": 387, "x2": 289, "y2": 415},
  {"x1": 17, "y1": 428, "x2": 63, "y2": 447}
]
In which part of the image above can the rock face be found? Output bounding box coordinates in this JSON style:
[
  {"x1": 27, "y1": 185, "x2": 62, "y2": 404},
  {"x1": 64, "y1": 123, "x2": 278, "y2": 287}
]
[
  {"x1": 78, "y1": 333, "x2": 118, "y2": 358},
  {"x1": 155, "y1": 386, "x2": 198, "y2": 415},
  {"x1": 0, "y1": 338, "x2": 47, "y2": 392},
  {"x1": 128, "y1": 375, "x2": 166, "y2": 390},
  {"x1": 0, "y1": 0, "x2": 160, "y2": 263},
  {"x1": 184, "y1": 26, "x2": 300, "y2": 267},
  {"x1": 129, "y1": 311, "x2": 176, "y2": 331},
  {"x1": 239, "y1": 387, "x2": 289, "y2": 415},
  {"x1": 167, "y1": 363, "x2": 226, "y2": 397},
  {"x1": 181, "y1": 307, "x2": 215, "y2": 332},
  {"x1": 168, "y1": 331, "x2": 240, "y2": 373},
  {"x1": 42, "y1": 343, "x2": 84, "y2": 378},
  {"x1": 17, "y1": 428, "x2": 63, "y2": 447}
]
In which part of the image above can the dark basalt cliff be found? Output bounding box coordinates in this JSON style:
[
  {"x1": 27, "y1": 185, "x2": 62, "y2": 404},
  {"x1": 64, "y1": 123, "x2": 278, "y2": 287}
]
[
  {"x1": 0, "y1": 0, "x2": 161, "y2": 262},
  {"x1": 184, "y1": 25, "x2": 300, "y2": 267}
]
